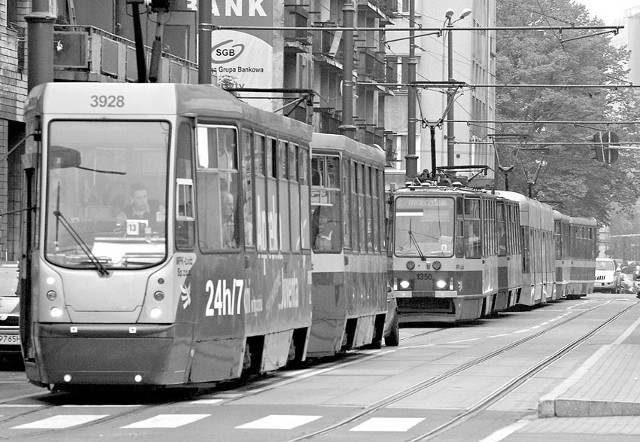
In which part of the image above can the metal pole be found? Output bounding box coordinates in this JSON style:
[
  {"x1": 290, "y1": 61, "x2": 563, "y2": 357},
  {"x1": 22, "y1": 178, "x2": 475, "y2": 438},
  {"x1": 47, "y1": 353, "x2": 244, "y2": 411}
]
[
  {"x1": 198, "y1": 0, "x2": 212, "y2": 84},
  {"x1": 406, "y1": 0, "x2": 418, "y2": 180},
  {"x1": 130, "y1": 1, "x2": 148, "y2": 82},
  {"x1": 25, "y1": 0, "x2": 56, "y2": 91},
  {"x1": 446, "y1": 19, "x2": 455, "y2": 167},
  {"x1": 339, "y1": 2, "x2": 356, "y2": 139},
  {"x1": 430, "y1": 125, "x2": 436, "y2": 178}
]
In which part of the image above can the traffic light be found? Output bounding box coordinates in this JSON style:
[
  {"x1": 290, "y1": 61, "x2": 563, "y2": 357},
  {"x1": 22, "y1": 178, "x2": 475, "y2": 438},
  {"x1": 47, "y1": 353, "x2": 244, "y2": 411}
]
[{"x1": 149, "y1": 0, "x2": 171, "y2": 11}]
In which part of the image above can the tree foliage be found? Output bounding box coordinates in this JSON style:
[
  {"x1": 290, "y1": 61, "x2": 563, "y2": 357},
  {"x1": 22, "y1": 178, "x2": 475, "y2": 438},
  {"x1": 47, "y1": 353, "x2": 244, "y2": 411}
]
[{"x1": 495, "y1": 0, "x2": 640, "y2": 224}]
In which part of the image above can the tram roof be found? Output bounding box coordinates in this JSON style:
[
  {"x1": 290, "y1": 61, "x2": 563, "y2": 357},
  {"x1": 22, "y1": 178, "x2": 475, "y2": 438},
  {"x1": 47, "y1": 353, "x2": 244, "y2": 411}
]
[
  {"x1": 310, "y1": 133, "x2": 385, "y2": 166},
  {"x1": 27, "y1": 83, "x2": 312, "y2": 141},
  {"x1": 495, "y1": 190, "x2": 554, "y2": 230},
  {"x1": 569, "y1": 216, "x2": 598, "y2": 227}
]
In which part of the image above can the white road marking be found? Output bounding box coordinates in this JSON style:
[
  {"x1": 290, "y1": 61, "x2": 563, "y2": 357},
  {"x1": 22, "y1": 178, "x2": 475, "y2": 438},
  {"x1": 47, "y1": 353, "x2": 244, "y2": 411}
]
[
  {"x1": 122, "y1": 414, "x2": 210, "y2": 428},
  {"x1": 236, "y1": 414, "x2": 321, "y2": 430},
  {"x1": 479, "y1": 418, "x2": 532, "y2": 442},
  {"x1": 350, "y1": 417, "x2": 425, "y2": 432},
  {"x1": 13, "y1": 415, "x2": 108, "y2": 429}
]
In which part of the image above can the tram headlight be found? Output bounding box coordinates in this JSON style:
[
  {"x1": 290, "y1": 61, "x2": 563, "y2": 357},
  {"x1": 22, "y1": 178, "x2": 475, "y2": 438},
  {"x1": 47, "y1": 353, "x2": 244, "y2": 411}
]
[
  {"x1": 398, "y1": 279, "x2": 413, "y2": 290},
  {"x1": 406, "y1": 261, "x2": 416, "y2": 270},
  {"x1": 46, "y1": 290, "x2": 57, "y2": 301},
  {"x1": 50, "y1": 307, "x2": 63, "y2": 318},
  {"x1": 435, "y1": 279, "x2": 447, "y2": 289},
  {"x1": 149, "y1": 307, "x2": 162, "y2": 319}
]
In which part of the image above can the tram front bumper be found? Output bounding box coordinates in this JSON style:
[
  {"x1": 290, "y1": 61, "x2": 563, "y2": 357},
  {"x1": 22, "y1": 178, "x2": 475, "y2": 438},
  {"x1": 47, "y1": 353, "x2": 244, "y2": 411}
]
[{"x1": 29, "y1": 323, "x2": 193, "y2": 387}]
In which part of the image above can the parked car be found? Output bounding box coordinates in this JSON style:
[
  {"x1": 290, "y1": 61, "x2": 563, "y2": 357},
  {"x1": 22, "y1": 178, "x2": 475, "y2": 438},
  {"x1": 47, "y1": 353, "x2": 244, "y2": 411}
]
[
  {"x1": 593, "y1": 258, "x2": 622, "y2": 293},
  {"x1": 0, "y1": 262, "x2": 20, "y2": 356}
]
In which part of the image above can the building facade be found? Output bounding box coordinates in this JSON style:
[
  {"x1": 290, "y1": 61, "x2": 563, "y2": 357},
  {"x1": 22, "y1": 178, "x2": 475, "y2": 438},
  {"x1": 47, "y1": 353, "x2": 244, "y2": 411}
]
[
  {"x1": 0, "y1": 0, "x2": 494, "y2": 260},
  {"x1": 385, "y1": 0, "x2": 496, "y2": 186}
]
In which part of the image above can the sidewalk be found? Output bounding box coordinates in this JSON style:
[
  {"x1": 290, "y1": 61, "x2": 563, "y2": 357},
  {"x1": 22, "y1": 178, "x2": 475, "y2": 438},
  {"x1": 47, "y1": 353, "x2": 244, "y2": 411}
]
[{"x1": 538, "y1": 313, "x2": 640, "y2": 418}]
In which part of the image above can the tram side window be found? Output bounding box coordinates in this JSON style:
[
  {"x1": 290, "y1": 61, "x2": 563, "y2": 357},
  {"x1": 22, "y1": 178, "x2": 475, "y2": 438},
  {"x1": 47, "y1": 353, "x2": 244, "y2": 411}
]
[
  {"x1": 279, "y1": 140, "x2": 290, "y2": 252},
  {"x1": 455, "y1": 197, "x2": 464, "y2": 258},
  {"x1": 242, "y1": 130, "x2": 254, "y2": 247},
  {"x1": 342, "y1": 159, "x2": 351, "y2": 250},
  {"x1": 289, "y1": 143, "x2": 301, "y2": 251},
  {"x1": 497, "y1": 202, "x2": 507, "y2": 256},
  {"x1": 522, "y1": 226, "x2": 530, "y2": 272},
  {"x1": 311, "y1": 155, "x2": 342, "y2": 253},
  {"x1": 175, "y1": 122, "x2": 194, "y2": 249},
  {"x1": 350, "y1": 161, "x2": 359, "y2": 251},
  {"x1": 299, "y1": 147, "x2": 311, "y2": 250},
  {"x1": 255, "y1": 134, "x2": 267, "y2": 251},
  {"x1": 196, "y1": 125, "x2": 239, "y2": 251},
  {"x1": 464, "y1": 198, "x2": 481, "y2": 258},
  {"x1": 267, "y1": 138, "x2": 279, "y2": 252}
]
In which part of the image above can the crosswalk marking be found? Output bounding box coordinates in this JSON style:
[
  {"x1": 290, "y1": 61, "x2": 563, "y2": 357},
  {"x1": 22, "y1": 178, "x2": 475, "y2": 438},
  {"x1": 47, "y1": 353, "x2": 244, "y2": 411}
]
[
  {"x1": 236, "y1": 415, "x2": 321, "y2": 430},
  {"x1": 12, "y1": 415, "x2": 108, "y2": 429},
  {"x1": 350, "y1": 417, "x2": 425, "y2": 432},
  {"x1": 121, "y1": 414, "x2": 210, "y2": 429}
]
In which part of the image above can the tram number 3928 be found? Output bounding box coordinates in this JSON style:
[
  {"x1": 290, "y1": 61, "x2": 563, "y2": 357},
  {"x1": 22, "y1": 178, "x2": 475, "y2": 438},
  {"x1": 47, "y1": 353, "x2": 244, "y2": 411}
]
[{"x1": 205, "y1": 279, "x2": 244, "y2": 316}]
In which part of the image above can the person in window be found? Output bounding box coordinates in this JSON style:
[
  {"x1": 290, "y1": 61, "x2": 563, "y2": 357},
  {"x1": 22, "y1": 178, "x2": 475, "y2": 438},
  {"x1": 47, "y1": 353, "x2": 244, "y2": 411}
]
[
  {"x1": 314, "y1": 206, "x2": 340, "y2": 252},
  {"x1": 221, "y1": 191, "x2": 237, "y2": 248},
  {"x1": 117, "y1": 183, "x2": 165, "y2": 235}
]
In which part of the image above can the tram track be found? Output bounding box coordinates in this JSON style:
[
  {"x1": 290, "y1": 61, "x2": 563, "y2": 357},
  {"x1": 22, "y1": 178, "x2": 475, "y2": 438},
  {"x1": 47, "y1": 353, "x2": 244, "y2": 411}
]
[{"x1": 285, "y1": 299, "x2": 634, "y2": 441}]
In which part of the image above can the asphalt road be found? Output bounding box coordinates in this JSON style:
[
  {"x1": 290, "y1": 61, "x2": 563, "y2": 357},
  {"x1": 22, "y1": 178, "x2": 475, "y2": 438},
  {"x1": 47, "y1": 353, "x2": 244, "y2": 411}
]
[{"x1": 1, "y1": 292, "x2": 639, "y2": 442}]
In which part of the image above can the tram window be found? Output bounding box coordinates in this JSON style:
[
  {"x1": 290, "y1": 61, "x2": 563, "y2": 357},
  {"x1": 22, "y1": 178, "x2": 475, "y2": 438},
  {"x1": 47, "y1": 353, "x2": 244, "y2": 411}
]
[
  {"x1": 279, "y1": 141, "x2": 290, "y2": 252},
  {"x1": 290, "y1": 144, "x2": 301, "y2": 251},
  {"x1": 497, "y1": 203, "x2": 506, "y2": 256},
  {"x1": 299, "y1": 148, "x2": 311, "y2": 250},
  {"x1": 175, "y1": 122, "x2": 194, "y2": 250},
  {"x1": 255, "y1": 134, "x2": 267, "y2": 251},
  {"x1": 196, "y1": 125, "x2": 240, "y2": 251},
  {"x1": 342, "y1": 159, "x2": 351, "y2": 250},
  {"x1": 288, "y1": 144, "x2": 298, "y2": 181},
  {"x1": 279, "y1": 141, "x2": 288, "y2": 179},
  {"x1": 242, "y1": 130, "x2": 254, "y2": 247},
  {"x1": 365, "y1": 166, "x2": 373, "y2": 252},
  {"x1": 464, "y1": 198, "x2": 481, "y2": 258}
]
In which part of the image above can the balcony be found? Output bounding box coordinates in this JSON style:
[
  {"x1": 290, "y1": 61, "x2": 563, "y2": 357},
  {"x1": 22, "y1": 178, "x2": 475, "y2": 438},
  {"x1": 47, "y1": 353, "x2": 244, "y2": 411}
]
[
  {"x1": 284, "y1": 4, "x2": 312, "y2": 52},
  {"x1": 356, "y1": 47, "x2": 386, "y2": 82},
  {"x1": 53, "y1": 25, "x2": 199, "y2": 83},
  {"x1": 312, "y1": 25, "x2": 343, "y2": 64}
]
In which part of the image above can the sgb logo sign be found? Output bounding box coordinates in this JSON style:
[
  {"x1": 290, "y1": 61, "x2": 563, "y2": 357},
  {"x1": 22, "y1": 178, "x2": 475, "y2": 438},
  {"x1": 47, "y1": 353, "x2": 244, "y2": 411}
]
[{"x1": 212, "y1": 40, "x2": 245, "y2": 64}]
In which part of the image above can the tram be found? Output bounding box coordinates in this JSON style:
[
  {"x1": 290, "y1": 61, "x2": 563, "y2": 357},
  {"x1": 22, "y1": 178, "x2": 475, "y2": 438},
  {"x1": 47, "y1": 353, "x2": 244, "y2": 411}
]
[
  {"x1": 496, "y1": 191, "x2": 555, "y2": 306},
  {"x1": 495, "y1": 195, "x2": 522, "y2": 311},
  {"x1": 388, "y1": 178, "x2": 499, "y2": 323},
  {"x1": 308, "y1": 133, "x2": 394, "y2": 354},
  {"x1": 20, "y1": 82, "x2": 314, "y2": 388},
  {"x1": 567, "y1": 216, "x2": 597, "y2": 297}
]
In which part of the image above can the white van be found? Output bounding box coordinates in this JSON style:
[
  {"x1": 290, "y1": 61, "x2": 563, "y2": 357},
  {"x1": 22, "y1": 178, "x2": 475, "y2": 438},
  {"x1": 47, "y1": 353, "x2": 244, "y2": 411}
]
[{"x1": 594, "y1": 258, "x2": 621, "y2": 293}]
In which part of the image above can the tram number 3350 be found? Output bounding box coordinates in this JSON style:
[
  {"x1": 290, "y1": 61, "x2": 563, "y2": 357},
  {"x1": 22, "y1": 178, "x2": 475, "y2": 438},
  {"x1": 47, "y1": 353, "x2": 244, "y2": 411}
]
[{"x1": 205, "y1": 279, "x2": 244, "y2": 316}]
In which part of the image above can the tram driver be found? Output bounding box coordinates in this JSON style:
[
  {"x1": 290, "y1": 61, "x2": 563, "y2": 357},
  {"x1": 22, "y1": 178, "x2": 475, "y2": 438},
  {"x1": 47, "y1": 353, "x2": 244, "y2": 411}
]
[{"x1": 116, "y1": 183, "x2": 165, "y2": 236}]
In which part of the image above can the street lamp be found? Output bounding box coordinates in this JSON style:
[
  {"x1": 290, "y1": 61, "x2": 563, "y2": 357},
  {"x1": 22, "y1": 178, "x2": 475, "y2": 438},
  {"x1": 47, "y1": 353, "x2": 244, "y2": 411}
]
[{"x1": 445, "y1": 8, "x2": 471, "y2": 167}]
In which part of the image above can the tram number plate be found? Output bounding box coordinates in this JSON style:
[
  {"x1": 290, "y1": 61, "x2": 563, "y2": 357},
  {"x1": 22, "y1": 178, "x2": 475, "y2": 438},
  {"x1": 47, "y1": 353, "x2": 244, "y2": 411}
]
[{"x1": 0, "y1": 334, "x2": 19, "y2": 345}]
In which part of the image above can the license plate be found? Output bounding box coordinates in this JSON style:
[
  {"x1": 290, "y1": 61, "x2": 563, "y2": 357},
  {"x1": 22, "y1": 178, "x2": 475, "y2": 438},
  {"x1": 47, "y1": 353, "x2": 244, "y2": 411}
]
[{"x1": 0, "y1": 334, "x2": 20, "y2": 345}]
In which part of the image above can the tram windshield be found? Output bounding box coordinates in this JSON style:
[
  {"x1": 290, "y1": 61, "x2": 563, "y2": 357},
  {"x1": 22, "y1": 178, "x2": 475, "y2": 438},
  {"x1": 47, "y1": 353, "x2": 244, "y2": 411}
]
[
  {"x1": 44, "y1": 120, "x2": 169, "y2": 270},
  {"x1": 394, "y1": 197, "x2": 454, "y2": 258}
]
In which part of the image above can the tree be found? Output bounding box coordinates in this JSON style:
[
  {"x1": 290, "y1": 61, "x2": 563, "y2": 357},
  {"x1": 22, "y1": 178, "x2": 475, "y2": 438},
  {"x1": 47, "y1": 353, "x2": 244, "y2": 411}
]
[{"x1": 495, "y1": 0, "x2": 640, "y2": 223}]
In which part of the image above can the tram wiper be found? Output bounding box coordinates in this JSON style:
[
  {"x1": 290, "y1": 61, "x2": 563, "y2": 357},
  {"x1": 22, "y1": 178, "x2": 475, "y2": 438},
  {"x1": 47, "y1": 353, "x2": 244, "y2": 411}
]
[
  {"x1": 408, "y1": 220, "x2": 426, "y2": 261},
  {"x1": 53, "y1": 210, "x2": 109, "y2": 276}
]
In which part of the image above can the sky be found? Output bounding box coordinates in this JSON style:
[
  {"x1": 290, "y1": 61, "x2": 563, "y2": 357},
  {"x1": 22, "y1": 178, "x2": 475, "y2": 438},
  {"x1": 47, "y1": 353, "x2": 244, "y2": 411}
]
[{"x1": 575, "y1": 0, "x2": 640, "y2": 24}]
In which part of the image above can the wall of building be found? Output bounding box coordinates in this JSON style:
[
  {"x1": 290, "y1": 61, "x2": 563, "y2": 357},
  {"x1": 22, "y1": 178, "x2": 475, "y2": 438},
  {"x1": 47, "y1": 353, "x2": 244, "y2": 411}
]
[{"x1": 0, "y1": 0, "x2": 29, "y2": 261}]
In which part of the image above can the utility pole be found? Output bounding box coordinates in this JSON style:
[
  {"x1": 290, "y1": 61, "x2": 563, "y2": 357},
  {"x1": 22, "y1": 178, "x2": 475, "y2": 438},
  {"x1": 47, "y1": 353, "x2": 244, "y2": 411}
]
[
  {"x1": 198, "y1": 0, "x2": 212, "y2": 84},
  {"x1": 446, "y1": 16, "x2": 455, "y2": 167},
  {"x1": 25, "y1": 0, "x2": 56, "y2": 91},
  {"x1": 406, "y1": 0, "x2": 418, "y2": 180},
  {"x1": 339, "y1": 2, "x2": 357, "y2": 139}
]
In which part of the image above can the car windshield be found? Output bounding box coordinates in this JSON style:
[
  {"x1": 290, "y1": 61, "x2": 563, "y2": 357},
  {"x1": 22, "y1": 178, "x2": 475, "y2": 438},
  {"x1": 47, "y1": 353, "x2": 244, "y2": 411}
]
[
  {"x1": 394, "y1": 197, "x2": 454, "y2": 257},
  {"x1": 45, "y1": 120, "x2": 170, "y2": 270},
  {"x1": 596, "y1": 260, "x2": 615, "y2": 271}
]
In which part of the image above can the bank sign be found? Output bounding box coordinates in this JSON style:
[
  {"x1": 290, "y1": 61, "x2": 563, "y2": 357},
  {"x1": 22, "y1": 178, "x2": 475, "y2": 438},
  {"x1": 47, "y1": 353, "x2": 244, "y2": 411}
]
[{"x1": 179, "y1": 0, "x2": 274, "y2": 105}]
